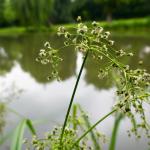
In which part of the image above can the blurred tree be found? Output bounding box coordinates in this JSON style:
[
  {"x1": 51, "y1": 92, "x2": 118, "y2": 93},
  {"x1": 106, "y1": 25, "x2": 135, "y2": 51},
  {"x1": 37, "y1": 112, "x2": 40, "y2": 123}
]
[
  {"x1": 0, "y1": 0, "x2": 150, "y2": 26},
  {"x1": 71, "y1": 0, "x2": 90, "y2": 20},
  {"x1": 115, "y1": 0, "x2": 150, "y2": 19},
  {"x1": 0, "y1": 0, "x2": 5, "y2": 26},
  {"x1": 11, "y1": 0, "x2": 53, "y2": 26},
  {"x1": 72, "y1": 0, "x2": 102, "y2": 21},
  {"x1": 94, "y1": 0, "x2": 131, "y2": 22},
  {"x1": 3, "y1": 0, "x2": 16, "y2": 24},
  {"x1": 52, "y1": 0, "x2": 72, "y2": 23}
]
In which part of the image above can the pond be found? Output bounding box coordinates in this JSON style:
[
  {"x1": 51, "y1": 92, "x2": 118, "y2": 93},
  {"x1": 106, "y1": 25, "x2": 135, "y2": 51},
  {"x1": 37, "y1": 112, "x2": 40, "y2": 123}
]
[{"x1": 0, "y1": 31, "x2": 150, "y2": 150}]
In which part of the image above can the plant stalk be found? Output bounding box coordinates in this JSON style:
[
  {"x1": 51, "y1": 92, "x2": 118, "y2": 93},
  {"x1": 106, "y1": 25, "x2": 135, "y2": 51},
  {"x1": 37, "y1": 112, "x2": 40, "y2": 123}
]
[
  {"x1": 109, "y1": 113, "x2": 123, "y2": 150},
  {"x1": 60, "y1": 50, "x2": 89, "y2": 146},
  {"x1": 71, "y1": 109, "x2": 117, "y2": 148}
]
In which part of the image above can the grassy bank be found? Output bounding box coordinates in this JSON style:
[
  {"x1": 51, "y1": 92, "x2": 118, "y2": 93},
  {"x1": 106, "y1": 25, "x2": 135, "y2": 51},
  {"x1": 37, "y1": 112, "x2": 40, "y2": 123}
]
[
  {"x1": 0, "y1": 27, "x2": 26, "y2": 37},
  {"x1": 0, "y1": 26, "x2": 52, "y2": 37},
  {"x1": 54, "y1": 17, "x2": 150, "y2": 30},
  {"x1": 0, "y1": 17, "x2": 150, "y2": 37}
]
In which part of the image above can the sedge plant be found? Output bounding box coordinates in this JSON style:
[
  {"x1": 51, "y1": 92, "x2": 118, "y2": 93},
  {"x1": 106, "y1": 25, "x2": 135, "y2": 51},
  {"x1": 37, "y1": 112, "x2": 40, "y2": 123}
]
[{"x1": 18, "y1": 16, "x2": 150, "y2": 149}]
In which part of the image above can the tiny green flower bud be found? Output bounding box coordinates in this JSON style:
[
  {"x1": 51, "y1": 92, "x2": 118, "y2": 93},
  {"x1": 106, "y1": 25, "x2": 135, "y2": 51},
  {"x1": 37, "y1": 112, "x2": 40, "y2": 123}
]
[
  {"x1": 72, "y1": 38, "x2": 77, "y2": 44},
  {"x1": 103, "y1": 45, "x2": 107, "y2": 51},
  {"x1": 36, "y1": 57, "x2": 41, "y2": 62},
  {"x1": 39, "y1": 49, "x2": 46, "y2": 57},
  {"x1": 77, "y1": 16, "x2": 82, "y2": 22},
  {"x1": 104, "y1": 31, "x2": 110, "y2": 36},
  {"x1": 77, "y1": 25, "x2": 88, "y2": 34},
  {"x1": 44, "y1": 41, "x2": 50, "y2": 48},
  {"x1": 125, "y1": 107, "x2": 130, "y2": 112},
  {"x1": 57, "y1": 26, "x2": 65, "y2": 34},
  {"x1": 92, "y1": 21, "x2": 97, "y2": 26},
  {"x1": 138, "y1": 60, "x2": 143, "y2": 65},
  {"x1": 108, "y1": 40, "x2": 114, "y2": 46},
  {"x1": 64, "y1": 41, "x2": 69, "y2": 46},
  {"x1": 64, "y1": 32, "x2": 71, "y2": 39},
  {"x1": 41, "y1": 59, "x2": 49, "y2": 64},
  {"x1": 127, "y1": 53, "x2": 134, "y2": 56},
  {"x1": 98, "y1": 26, "x2": 103, "y2": 33}
]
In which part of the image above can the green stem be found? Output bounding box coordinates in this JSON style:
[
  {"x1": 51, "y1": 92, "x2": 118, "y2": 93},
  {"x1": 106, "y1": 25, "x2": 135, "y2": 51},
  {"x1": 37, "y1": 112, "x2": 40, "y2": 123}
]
[
  {"x1": 72, "y1": 109, "x2": 117, "y2": 148},
  {"x1": 60, "y1": 50, "x2": 89, "y2": 146},
  {"x1": 109, "y1": 113, "x2": 123, "y2": 150}
]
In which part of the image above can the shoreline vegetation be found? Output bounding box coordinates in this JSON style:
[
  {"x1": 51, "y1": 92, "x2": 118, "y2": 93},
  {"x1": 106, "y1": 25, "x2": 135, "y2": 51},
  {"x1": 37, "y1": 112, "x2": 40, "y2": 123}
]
[{"x1": 0, "y1": 17, "x2": 150, "y2": 37}]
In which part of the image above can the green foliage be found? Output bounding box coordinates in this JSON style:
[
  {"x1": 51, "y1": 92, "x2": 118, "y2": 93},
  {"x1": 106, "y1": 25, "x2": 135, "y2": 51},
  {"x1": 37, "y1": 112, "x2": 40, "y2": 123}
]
[
  {"x1": 0, "y1": 0, "x2": 150, "y2": 26},
  {"x1": 25, "y1": 104, "x2": 104, "y2": 150},
  {"x1": 6, "y1": 0, "x2": 53, "y2": 26},
  {"x1": 52, "y1": 0, "x2": 73, "y2": 23},
  {"x1": 3, "y1": 0, "x2": 16, "y2": 24},
  {"x1": 11, "y1": 119, "x2": 36, "y2": 150},
  {"x1": 0, "y1": 0, "x2": 5, "y2": 25},
  {"x1": 0, "y1": 0, "x2": 53, "y2": 26},
  {"x1": 11, "y1": 120, "x2": 27, "y2": 150},
  {"x1": 0, "y1": 16, "x2": 150, "y2": 150}
]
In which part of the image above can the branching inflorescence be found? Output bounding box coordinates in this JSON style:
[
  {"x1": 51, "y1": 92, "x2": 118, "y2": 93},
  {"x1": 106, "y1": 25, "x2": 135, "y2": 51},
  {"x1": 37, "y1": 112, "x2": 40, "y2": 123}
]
[{"x1": 34, "y1": 16, "x2": 150, "y2": 149}]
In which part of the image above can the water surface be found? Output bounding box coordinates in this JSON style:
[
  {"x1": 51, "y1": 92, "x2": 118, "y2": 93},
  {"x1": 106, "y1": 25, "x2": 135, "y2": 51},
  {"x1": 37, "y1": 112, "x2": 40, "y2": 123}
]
[{"x1": 0, "y1": 32, "x2": 150, "y2": 150}]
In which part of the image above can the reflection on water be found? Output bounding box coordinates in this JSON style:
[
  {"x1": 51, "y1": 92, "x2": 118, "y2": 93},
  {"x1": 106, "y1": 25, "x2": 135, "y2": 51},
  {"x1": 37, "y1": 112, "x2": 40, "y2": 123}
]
[
  {"x1": 0, "y1": 33, "x2": 76, "y2": 83},
  {"x1": 0, "y1": 33, "x2": 149, "y2": 86},
  {"x1": 0, "y1": 33, "x2": 150, "y2": 150}
]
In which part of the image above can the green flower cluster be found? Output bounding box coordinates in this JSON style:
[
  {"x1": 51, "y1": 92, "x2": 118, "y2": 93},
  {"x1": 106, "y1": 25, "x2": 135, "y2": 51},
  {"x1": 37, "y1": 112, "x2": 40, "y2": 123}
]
[
  {"x1": 25, "y1": 105, "x2": 105, "y2": 150},
  {"x1": 36, "y1": 41, "x2": 62, "y2": 81},
  {"x1": 114, "y1": 67, "x2": 150, "y2": 139},
  {"x1": 29, "y1": 127, "x2": 83, "y2": 150}
]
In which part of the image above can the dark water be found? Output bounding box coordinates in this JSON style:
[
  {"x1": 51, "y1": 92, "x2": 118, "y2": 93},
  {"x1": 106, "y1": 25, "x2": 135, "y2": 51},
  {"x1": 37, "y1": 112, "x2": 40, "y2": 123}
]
[{"x1": 0, "y1": 32, "x2": 150, "y2": 150}]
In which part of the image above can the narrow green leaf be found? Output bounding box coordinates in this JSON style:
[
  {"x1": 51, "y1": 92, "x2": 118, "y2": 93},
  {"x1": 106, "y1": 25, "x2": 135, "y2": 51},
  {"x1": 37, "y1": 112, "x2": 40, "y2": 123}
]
[
  {"x1": 11, "y1": 119, "x2": 26, "y2": 150},
  {"x1": 26, "y1": 119, "x2": 36, "y2": 135},
  {"x1": 11, "y1": 119, "x2": 36, "y2": 150},
  {"x1": 109, "y1": 114, "x2": 123, "y2": 150}
]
